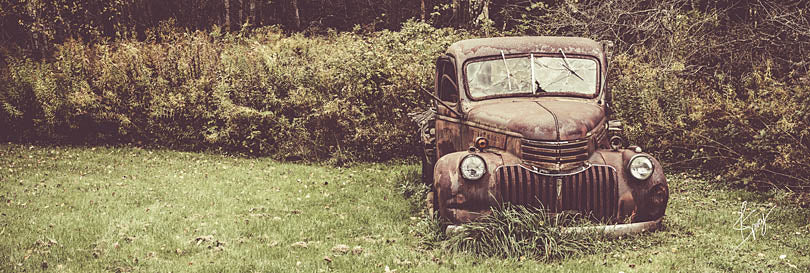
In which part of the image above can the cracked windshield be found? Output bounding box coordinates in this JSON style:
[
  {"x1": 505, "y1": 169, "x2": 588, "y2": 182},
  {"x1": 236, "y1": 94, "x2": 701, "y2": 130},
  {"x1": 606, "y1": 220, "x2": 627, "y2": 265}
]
[{"x1": 467, "y1": 54, "x2": 598, "y2": 98}]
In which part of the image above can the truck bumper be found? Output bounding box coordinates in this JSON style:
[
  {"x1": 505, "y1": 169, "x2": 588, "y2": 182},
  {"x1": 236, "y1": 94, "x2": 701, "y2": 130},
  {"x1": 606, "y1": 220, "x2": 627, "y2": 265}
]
[
  {"x1": 446, "y1": 217, "x2": 663, "y2": 237},
  {"x1": 434, "y1": 150, "x2": 669, "y2": 225}
]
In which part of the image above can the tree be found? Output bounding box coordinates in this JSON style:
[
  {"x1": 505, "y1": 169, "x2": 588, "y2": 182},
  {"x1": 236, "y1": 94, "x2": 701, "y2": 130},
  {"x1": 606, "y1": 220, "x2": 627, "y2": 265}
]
[
  {"x1": 225, "y1": 0, "x2": 231, "y2": 30},
  {"x1": 291, "y1": 0, "x2": 300, "y2": 29},
  {"x1": 452, "y1": 0, "x2": 459, "y2": 26},
  {"x1": 421, "y1": 0, "x2": 426, "y2": 21},
  {"x1": 250, "y1": 0, "x2": 255, "y2": 24},
  {"x1": 237, "y1": 0, "x2": 243, "y2": 27}
]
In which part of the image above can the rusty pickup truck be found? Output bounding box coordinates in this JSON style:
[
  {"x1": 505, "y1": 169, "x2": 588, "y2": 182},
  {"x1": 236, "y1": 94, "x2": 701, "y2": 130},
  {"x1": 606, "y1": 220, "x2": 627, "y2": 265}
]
[{"x1": 417, "y1": 36, "x2": 669, "y2": 235}]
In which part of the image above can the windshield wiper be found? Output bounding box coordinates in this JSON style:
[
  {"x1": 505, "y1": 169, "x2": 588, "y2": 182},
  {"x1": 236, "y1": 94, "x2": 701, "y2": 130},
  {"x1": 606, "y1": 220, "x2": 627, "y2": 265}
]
[
  {"x1": 500, "y1": 50, "x2": 513, "y2": 90},
  {"x1": 530, "y1": 53, "x2": 536, "y2": 94},
  {"x1": 535, "y1": 80, "x2": 546, "y2": 93},
  {"x1": 530, "y1": 54, "x2": 548, "y2": 93},
  {"x1": 558, "y1": 49, "x2": 584, "y2": 81}
]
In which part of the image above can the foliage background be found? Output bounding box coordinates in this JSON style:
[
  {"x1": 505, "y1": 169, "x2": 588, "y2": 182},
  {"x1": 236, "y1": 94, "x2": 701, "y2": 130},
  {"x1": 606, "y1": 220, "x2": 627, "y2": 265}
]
[{"x1": 1, "y1": 0, "x2": 809, "y2": 191}]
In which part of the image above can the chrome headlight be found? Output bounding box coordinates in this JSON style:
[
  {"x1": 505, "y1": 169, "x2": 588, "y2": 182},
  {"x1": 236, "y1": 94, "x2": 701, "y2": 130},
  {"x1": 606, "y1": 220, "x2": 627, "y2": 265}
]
[
  {"x1": 459, "y1": 154, "x2": 487, "y2": 180},
  {"x1": 628, "y1": 155, "x2": 654, "y2": 180}
]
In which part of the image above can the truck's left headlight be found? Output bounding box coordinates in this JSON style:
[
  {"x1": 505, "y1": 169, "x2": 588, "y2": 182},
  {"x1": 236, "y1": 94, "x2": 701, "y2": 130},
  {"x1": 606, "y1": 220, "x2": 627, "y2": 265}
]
[
  {"x1": 628, "y1": 154, "x2": 654, "y2": 180},
  {"x1": 460, "y1": 154, "x2": 487, "y2": 180}
]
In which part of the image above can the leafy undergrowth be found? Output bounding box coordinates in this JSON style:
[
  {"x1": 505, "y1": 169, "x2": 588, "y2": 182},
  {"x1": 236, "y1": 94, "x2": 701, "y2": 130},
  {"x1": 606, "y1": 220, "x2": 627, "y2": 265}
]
[{"x1": 1, "y1": 144, "x2": 809, "y2": 272}]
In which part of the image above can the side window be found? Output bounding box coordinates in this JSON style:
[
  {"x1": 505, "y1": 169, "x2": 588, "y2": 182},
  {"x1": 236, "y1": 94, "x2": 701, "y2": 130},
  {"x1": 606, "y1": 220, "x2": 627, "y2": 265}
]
[{"x1": 436, "y1": 58, "x2": 459, "y2": 103}]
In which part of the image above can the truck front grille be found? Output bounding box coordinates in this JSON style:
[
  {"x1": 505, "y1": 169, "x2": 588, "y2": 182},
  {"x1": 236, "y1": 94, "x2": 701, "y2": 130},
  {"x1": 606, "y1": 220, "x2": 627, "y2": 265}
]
[
  {"x1": 521, "y1": 138, "x2": 589, "y2": 168},
  {"x1": 495, "y1": 165, "x2": 619, "y2": 221}
]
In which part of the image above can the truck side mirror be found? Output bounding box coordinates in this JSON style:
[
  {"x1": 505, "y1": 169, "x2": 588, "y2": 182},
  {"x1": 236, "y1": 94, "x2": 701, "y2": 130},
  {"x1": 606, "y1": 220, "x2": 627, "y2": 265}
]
[{"x1": 599, "y1": 40, "x2": 615, "y2": 112}]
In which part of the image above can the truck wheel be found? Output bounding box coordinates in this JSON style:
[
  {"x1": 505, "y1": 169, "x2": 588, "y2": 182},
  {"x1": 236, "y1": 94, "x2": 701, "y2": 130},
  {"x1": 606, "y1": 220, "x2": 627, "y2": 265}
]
[
  {"x1": 421, "y1": 150, "x2": 433, "y2": 185},
  {"x1": 421, "y1": 126, "x2": 436, "y2": 186},
  {"x1": 425, "y1": 187, "x2": 439, "y2": 216},
  {"x1": 411, "y1": 109, "x2": 436, "y2": 186}
]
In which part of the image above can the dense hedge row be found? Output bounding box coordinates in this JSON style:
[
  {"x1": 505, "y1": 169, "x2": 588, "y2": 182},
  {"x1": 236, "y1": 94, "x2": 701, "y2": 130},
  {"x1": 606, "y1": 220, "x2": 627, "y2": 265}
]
[
  {"x1": 612, "y1": 55, "x2": 810, "y2": 190},
  {"x1": 2, "y1": 17, "x2": 809, "y2": 190},
  {"x1": 0, "y1": 22, "x2": 470, "y2": 163}
]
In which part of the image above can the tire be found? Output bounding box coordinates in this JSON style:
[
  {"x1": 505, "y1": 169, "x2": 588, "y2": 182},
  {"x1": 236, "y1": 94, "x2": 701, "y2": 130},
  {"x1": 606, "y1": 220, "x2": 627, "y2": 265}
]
[
  {"x1": 420, "y1": 123, "x2": 436, "y2": 186},
  {"x1": 411, "y1": 109, "x2": 437, "y2": 211},
  {"x1": 421, "y1": 153, "x2": 434, "y2": 185},
  {"x1": 425, "y1": 190, "x2": 437, "y2": 216},
  {"x1": 421, "y1": 126, "x2": 438, "y2": 215}
]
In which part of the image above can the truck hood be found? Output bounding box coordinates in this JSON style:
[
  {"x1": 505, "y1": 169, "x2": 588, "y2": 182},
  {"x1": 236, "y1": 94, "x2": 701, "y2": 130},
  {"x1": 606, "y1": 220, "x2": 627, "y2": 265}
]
[{"x1": 466, "y1": 100, "x2": 604, "y2": 141}]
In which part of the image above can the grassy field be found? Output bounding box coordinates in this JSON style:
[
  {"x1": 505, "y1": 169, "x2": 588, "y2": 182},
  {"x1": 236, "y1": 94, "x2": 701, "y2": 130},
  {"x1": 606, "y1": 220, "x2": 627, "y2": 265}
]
[{"x1": 1, "y1": 144, "x2": 808, "y2": 272}]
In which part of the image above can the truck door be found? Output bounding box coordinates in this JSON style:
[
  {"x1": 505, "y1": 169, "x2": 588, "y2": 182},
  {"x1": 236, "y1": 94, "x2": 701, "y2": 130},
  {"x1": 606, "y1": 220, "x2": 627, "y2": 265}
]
[{"x1": 434, "y1": 56, "x2": 463, "y2": 159}]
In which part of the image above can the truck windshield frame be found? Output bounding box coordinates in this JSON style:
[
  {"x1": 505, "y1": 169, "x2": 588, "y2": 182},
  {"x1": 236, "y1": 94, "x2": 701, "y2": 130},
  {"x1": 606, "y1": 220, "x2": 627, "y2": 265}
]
[{"x1": 463, "y1": 53, "x2": 601, "y2": 101}]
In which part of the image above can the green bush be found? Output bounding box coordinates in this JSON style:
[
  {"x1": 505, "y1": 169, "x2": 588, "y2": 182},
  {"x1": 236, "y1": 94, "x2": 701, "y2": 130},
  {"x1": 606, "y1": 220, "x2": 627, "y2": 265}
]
[
  {"x1": 2, "y1": 16, "x2": 809, "y2": 191},
  {"x1": 0, "y1": 21, "x2": 469, "y2": 163},
  {"x1": 611, "y1": 54, "x2": 810, "y2": 190}
]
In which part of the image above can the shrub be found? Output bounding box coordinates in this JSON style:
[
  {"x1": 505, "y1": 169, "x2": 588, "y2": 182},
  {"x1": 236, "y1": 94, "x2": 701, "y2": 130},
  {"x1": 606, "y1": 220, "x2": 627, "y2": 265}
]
[
  {"x1": 0, "y1": 21, "x2": 470, "y2": 162},
  {"x1": 611, "y1": 54, "x2": 810, "y2": 190},
  {"x1": 2, "y1": 15, "x2": 809, "y2": 191}
]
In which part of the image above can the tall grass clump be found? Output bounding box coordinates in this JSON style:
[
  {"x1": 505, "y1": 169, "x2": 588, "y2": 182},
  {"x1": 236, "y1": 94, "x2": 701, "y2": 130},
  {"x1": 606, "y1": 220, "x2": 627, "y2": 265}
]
[
  {"x1": 445, "y1": 205, "x2": 601, "y2": 261},
  {"x1": 394, "y1": 168, "x2": 430, "y2": 214}
]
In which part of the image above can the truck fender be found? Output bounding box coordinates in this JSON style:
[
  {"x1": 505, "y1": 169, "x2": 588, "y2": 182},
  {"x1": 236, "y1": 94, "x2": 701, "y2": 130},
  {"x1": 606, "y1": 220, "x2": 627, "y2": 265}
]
[{"x1": 432, "y1": 150, "x2": 516, "y2": 223}]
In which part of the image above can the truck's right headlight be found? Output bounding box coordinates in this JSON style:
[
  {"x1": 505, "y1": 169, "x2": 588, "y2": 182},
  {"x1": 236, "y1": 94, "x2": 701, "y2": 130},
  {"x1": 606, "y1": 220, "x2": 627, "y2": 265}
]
[
  {"x1": 459, "y1": 154, "x2": 487, "y2": 180},
  {"x1": 628, "y1": 154, "x2": 654, "y2": 180}
]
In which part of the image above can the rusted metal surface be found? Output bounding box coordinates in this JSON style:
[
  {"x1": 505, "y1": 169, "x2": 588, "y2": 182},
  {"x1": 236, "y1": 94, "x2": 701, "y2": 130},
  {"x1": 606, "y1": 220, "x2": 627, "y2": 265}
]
[
  {"x1": 446, "y1": 218, "x2": 663, "y2": 237},
  {"x1": 495, "y1": 164, "x2": 620, "y2": 221},
  {"x1": 424, "y1": 36, "x2": 669, "y2": 234},
  {"x1": 435, "y1": 116, "x2": 462, "y2": 161},
  {"x1": 434, "y1": 148, "x2": 669, "y2": 225},
  {"x1": 446, "y1": 37, "x2": 604, "y2": 62},
  {"x1": 433, "y1": 151, "x2": 499, "y2": 223},
  {"x1": 465, "y1": 99, "x2": 605, "y2": 141},
  {"x1": 560, "y1": 218, "x2": 663, "y2": 238},
  {"x1": 459, "y1": 97, "x2": 607, "y2": 171}
]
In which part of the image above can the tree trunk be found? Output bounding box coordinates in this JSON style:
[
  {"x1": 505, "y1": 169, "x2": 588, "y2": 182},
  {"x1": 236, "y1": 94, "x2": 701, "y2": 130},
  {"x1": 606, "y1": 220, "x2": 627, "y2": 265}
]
[
  {"x1": 478, "y1": 0, "x2": 490, "y2": 35},
  {"x1": 388, "y1": 1, "x2": 399, "y2": 28},
  {"x1": 451, "y1": 0, "x2": 459, "y2": 26},
  {"x1": 237, "y1": 0, "x2": 243, "y2": 27},
  {"x1": 482, "y1": 0, "x2": 489, "y2": 23},
  {"x1": 291, "y1": 0, "x2": 301, "y2": 30},
  {"x1": 255, "y1": 0, "x2": 262, "y2": 25},
  {"x1": 225, "y1": 0, "x2": 230, "y2": 30},
  {"x1": 274, "y1": 0, "x2": 283, "y2": 27},
  {"x1": 421, "y1": 0, "x2": 426, "y2": 21},
  {"x1": 250, "y1": 0, "x2": 255, "y2": 24}
]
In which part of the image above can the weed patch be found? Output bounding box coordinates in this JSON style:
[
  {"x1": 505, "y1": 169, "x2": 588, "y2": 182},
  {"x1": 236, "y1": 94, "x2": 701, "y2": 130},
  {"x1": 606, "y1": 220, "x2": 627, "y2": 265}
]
[{"x1": 443, "y1": 205, "x2": 601, "y2": 261}]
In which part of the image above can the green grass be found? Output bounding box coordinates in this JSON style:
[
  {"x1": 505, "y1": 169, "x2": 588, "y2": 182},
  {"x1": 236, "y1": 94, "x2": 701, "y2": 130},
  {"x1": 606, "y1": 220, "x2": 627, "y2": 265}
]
[{"x1": 1, "y1": 144, "x2": 808, "y2": 272}]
